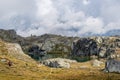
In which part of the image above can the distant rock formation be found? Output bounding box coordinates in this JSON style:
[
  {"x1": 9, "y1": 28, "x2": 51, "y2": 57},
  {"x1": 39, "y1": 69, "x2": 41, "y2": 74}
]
[
  {"x1": 0, "y1": 29, "x2": 24, "y2": 42},
  {"x1": 0, "y1": 29, "x2": 79, "y2": 59},
  {"x1": 72, "y1": 36, "x2": 120, "y2": 58},
  {"x1": 0, "y1": 29, "x2": 120, "y2": 60}
]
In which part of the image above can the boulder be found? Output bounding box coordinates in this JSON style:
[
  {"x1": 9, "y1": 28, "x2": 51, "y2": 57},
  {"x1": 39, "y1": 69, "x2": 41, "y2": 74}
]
[
  {"x1": 72, "y1": 38, "x2": 98, "y2": 56},
  {"x1": 72, "y1": 36, "x2": 120, "y2": 58},
  {"x1": 92, "y1": 59, "x2": 103, "y2": 67},
  {"x1": 104, "y1": 59, "x2": 120, "y2": 73},
  {"x1": 42, "y1": 58, "x2": 76, "y2": 68}
]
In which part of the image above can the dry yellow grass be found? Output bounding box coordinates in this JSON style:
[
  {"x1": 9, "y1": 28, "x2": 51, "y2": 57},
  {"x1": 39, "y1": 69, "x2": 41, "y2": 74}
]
[{"x1": 0, "y1": 39, "x2": 120, "y2": 80}]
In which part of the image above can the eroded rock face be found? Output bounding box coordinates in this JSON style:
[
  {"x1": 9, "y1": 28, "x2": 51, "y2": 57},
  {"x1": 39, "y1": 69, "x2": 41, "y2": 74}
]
[
  {"x1": 104, "y1": 59, "x2": 120, "y2": 73},
  {"x1": 72, "y1": 38, "x2": 98, "y2": 56},
  {"x1": 72, "y1": 36, "x2": 120, "y2": 58},
  {"x1": 42, "y1": 58, "x2": 76, "y2": 68}
]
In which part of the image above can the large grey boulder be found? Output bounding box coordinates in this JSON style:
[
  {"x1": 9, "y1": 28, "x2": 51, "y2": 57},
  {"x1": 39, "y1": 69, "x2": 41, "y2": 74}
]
[
  {"x1": 104, "y1": 59, "x2": 120, "y2": 73},
  {"x1": 42, "y1": 58, "x2": 76, "y2": 68},
  {"x1": 72, "y1": 36, "x2": 120, "y2": 58},
  {"x1": 72, "y1": 38, "x2": 98, "y2": 56}
]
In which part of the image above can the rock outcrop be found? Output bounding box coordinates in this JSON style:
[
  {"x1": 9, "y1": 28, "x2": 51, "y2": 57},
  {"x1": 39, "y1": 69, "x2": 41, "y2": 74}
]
[
  {"x1": 0, "y1": 29, "x2": 79, "y2": 59},
  {"x1": 104, "y1": 59, "x2": 120, "y2": 73},
  {"x1": 72, "y1": 36, "x2": 120, "y2": 58},
  {"x1": 0, "y1": 29, "x2": 25, "y2": 43},
  {"x1": 42, "y1": 58, "x2": 77, "y2": 68},
  {"x1": 0, "y1": 39, "x2": 34, "y2": 62},
  {"x1": 72, "y1": 38, "x2": 98, "y2": 56},
  {"x1": 0, "y1": 29, "x2": 120, "y2": 60}
]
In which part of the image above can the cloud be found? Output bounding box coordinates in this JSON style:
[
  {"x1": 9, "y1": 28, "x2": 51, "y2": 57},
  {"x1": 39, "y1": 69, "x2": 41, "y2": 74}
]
[
  {"x1": 82, "y1": 17, "x2": 104, "y2": 34},
  {"x1": 101, "y1": 0, "x2": 120, "y2": 23},
  {"x1": 0, "y1": 0, "x2": 37, "y2": 18},
  {"x1": 0, "y1": 0, "x2": 120, "y2": 37},
  {"x1": 0, "y1": 0, "x2": 37, "y2": 30},
  {"x1": 83, "y1": 0, "x2": 90, "y2": 5}
]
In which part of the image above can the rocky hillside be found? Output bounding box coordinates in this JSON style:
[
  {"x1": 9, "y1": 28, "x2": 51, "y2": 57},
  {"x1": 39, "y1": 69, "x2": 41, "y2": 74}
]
[
  {"x1": 1, "y1": 39, "x2": 120, "y2": 80},
  {"x1": 0, "y1": 29, "x2": 120, "y2": 61},
  {"x1": 0, "y1": 29, "x2": 79, "y2": 59},
  {"x1": 1, "y1": 30, "x2": 120, "y2": 79}
]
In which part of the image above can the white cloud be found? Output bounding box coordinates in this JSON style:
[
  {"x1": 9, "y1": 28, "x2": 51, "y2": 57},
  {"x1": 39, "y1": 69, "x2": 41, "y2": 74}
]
[
  {"x1": 0, "y1": 0, "x2": 37, "y2": 18},
  {"x1": 0, "y1": 0, "x2": 120, "y2": 37},
  {"x1": 83, "y1": 0, "x2": 90, "y2": 5},
  {"x1": 101, "y1": 0, "x2": 120, "y2": 23},
  {"x1": 82, "y1": 17, "x2": 104, "y2": 34}
]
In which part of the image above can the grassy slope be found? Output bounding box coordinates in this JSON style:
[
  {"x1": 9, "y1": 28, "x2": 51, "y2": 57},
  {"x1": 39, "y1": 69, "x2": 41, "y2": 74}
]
[{"x1": 0, "y1": 39, "x2": 120, "y2": 80}]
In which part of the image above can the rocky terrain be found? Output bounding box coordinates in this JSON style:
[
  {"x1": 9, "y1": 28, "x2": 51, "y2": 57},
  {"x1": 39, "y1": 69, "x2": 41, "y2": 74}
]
[
  {"x1": 0, "y1": 29, "x2": 120, "y2": 80},
  {"x1": 0, "y1": 39, "x2": 120, "y2": 80},
  {"x1": 72, "y1": 36, "x2": 120, "y2": 59},
  {"x1": 0, "y1": 29, "x2": 79, "y2": 60},
  {"x1": 0, "y1": 29, "x2": 120, "y2": 61}
]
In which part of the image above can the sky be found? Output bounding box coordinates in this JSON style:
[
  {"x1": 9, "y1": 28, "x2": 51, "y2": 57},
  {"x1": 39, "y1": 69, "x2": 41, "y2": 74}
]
[{"x1": 0, "y1": 0, "x2": 120, "y2": 37}]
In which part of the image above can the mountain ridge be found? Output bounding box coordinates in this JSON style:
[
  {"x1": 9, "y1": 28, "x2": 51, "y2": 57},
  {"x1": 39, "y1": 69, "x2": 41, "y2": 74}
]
[{"x1": 0, "y1": 29, "x2": 120, "y2": 60}]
